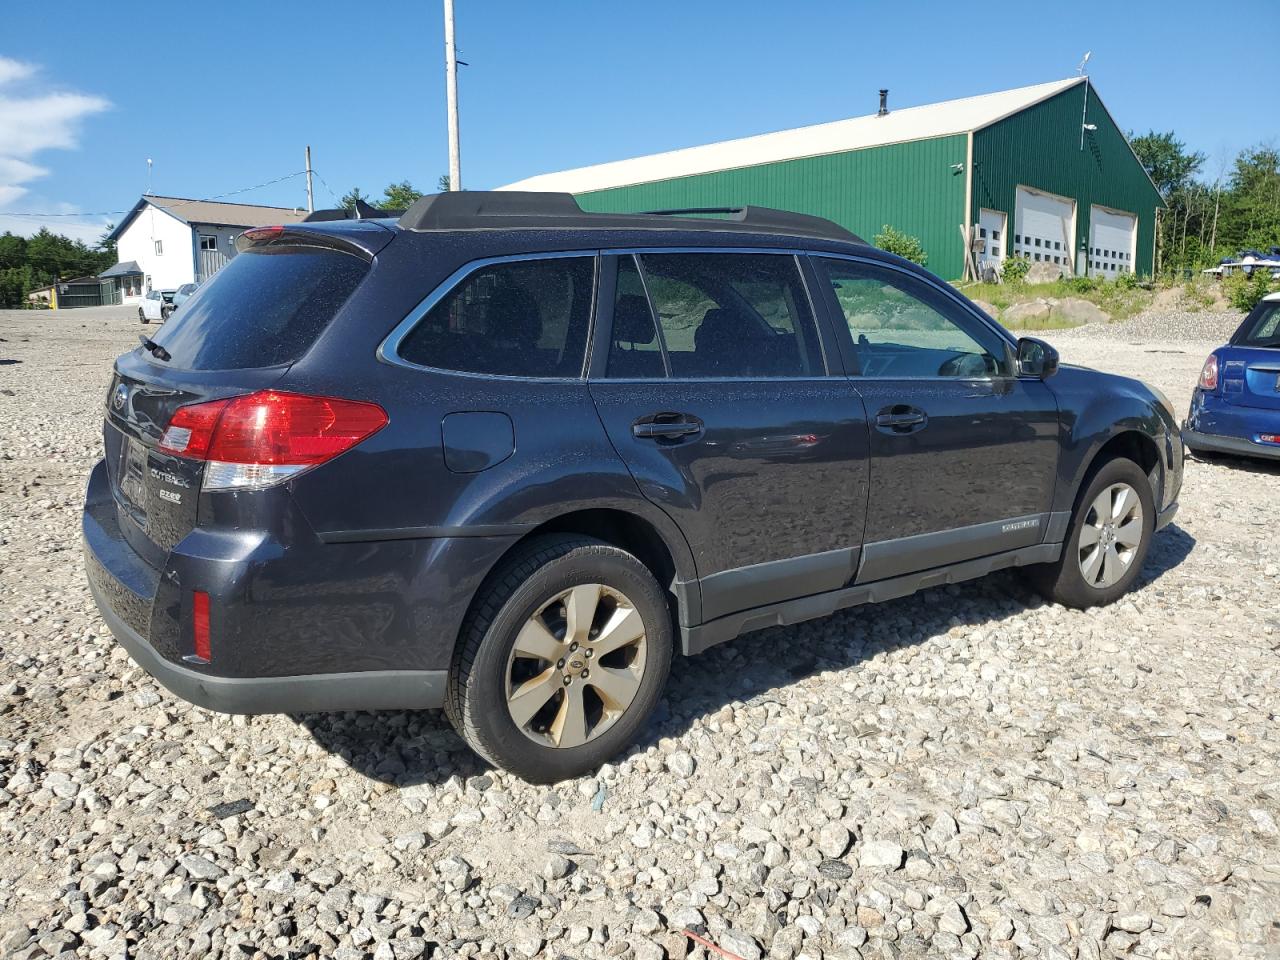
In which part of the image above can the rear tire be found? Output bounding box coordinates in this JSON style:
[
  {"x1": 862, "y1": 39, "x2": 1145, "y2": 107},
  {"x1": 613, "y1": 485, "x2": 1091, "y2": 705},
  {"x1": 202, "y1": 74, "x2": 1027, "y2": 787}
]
[
  {"x1": 1027, "y1": 457, "x2": 1155, "y2": 609},
  {"x1": 445, "y1": 534, "x2": 673, "y2": 783}
]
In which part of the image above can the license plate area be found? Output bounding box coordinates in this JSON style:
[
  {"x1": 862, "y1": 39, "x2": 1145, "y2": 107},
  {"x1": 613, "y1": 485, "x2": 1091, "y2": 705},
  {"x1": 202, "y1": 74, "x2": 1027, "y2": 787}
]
[{"x1": 119, "y1": 436, "x2": 148, "y2": 514}]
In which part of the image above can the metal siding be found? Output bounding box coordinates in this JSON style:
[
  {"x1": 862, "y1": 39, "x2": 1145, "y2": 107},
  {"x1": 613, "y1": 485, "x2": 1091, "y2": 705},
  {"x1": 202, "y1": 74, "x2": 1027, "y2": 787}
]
[
  {"x1": 576, "y1": 135, "x2": 969, "y2": 280},
  {"x1": 972, "y1": 84, "x2": 1163, "y2": 276}
]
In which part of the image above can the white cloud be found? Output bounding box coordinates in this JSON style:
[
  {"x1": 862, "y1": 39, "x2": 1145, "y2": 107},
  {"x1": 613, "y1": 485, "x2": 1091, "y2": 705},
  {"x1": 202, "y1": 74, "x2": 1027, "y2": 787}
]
[{"x1": 0, "y1": 56, "x2": 111, "y2": 236}]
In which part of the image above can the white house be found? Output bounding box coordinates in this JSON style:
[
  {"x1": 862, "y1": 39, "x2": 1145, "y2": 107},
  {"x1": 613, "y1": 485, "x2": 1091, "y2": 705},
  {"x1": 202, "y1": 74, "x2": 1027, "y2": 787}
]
[{"x1": 100, "y1": 196, "x2": 307, "y2": 302}]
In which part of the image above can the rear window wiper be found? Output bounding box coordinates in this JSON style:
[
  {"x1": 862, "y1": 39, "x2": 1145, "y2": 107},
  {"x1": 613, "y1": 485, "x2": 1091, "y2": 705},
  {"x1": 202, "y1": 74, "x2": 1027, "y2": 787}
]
[{"x1": 139, "y1": 335, "x2": 171, "y2": 362}]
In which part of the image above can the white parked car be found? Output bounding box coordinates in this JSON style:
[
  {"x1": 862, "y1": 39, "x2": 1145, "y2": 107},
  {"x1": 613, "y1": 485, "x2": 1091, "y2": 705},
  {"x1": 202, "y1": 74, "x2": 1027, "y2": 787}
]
[{"x1": 138, "y1": 289, "x2": 176, "y2": 324}]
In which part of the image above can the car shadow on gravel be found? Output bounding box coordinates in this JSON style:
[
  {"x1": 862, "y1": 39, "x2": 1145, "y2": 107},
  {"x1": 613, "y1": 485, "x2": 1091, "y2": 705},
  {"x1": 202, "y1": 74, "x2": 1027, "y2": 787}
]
[
  {"x1": 297, "y1": 523, "x2": 1196, "y2": 787},
  {"x1": 1190, "y1": 451, "x2": 1280, "y2": 477}
]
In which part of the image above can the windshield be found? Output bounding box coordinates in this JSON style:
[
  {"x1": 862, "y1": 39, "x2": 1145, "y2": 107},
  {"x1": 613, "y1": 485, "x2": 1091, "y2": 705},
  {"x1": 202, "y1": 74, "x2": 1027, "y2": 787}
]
[
  {"x1": 150, "y1": 246, "x2": 368, "y2": 369},
  {"x1": 1234, "y1": 302, "x2": 1280, "y2": 348}
]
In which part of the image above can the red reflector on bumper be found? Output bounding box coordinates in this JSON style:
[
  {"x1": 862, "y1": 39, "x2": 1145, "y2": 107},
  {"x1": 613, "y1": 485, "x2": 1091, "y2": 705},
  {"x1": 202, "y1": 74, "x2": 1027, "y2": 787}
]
[
  {"x1": 192, "y1": 591, "x2": 211, "y2": 663},
  {"x1": 1260, "y1": 434, "x2": 1280, "y2": 445}
]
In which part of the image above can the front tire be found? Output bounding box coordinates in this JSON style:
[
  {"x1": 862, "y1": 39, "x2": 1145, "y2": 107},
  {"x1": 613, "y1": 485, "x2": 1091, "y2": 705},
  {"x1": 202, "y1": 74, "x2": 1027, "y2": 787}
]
[
  {"x1": 1027, "y1": 457, "x2": 1155, "y2": 609},
  {"x1": 446, "y1": 535, "x2": 673, "y2": 783},
  {"x1": 138, "y1": 308, "x2": 148, "y2": 324}
]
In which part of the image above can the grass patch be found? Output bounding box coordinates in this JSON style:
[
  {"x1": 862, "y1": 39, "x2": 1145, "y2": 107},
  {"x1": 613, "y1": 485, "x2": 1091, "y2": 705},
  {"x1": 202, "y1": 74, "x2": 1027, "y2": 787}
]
[
  {"x1": 996, "y1": 311, "x2": 1085, "y2": 331},
  {"x1": 954, "y1": 278, "x2": 1155, "y2": 323}
]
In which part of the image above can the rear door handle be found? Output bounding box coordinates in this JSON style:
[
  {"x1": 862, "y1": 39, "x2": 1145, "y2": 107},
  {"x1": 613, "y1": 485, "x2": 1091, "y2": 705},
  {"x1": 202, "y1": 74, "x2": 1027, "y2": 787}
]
[
  {"x1": 875, "y1": 406, "x2": 927, "y2": 433},
  {"x1": 632, "y1": 414, "x2": 703, "y2": 440}
]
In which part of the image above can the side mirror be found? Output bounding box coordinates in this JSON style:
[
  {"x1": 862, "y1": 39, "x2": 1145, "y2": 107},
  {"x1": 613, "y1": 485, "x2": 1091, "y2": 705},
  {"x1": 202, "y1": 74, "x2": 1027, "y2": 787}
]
[{"x1": 1017, "y1": 337, "x2": 1059, "y2": 379}]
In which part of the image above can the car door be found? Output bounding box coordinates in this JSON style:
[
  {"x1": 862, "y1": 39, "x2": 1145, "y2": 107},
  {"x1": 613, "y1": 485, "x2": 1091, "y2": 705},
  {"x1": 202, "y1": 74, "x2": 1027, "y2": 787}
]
[
  {"x1": 812, "y1": 255, "x2": 1060, "y2": 582},
  {"x1": 588, "y1": 250, "x2": 870, "y2": 623}
]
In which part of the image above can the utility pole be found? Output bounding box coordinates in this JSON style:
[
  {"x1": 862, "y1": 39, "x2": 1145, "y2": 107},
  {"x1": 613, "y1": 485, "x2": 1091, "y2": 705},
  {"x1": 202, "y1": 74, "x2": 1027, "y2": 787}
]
[
  {"x1": 444, "y1": 0, "x2": 461, "y2": 191},
  {"x1": 305, "y1": 146, "x2": 314, "y2": 213}
]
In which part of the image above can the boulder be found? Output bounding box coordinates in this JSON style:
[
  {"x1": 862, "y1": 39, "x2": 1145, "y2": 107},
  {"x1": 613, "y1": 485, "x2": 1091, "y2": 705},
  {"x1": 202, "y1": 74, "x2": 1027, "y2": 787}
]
[
  {"x1": 969, "y1": 299, "x2": 997, "y2": 318},
  {"x1": 1050, "y1": 297, "x2": 1109, "y2": 326},
  {"x1": 1026, "y1": 260, "x2": 1068, "y2": 283},
  {"x1": 1001, "y1": 300, "x2": 1052, "y2": 327}
]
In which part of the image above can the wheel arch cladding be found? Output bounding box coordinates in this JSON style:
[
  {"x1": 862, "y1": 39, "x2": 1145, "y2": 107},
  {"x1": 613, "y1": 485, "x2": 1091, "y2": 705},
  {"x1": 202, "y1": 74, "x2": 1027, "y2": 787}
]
[
  {"x1": 465, "y1": 508, "x2": 695, "y2": 644},
  {"x1": 1077, "y1": 429, "x2": 1164, "y2": 512}
]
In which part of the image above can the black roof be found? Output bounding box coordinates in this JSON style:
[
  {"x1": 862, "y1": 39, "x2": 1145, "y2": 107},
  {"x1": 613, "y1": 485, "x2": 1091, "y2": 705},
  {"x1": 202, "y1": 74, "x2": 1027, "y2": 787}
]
[{"x1": 305, "y1": 191, "x2": 864, "y2": 246}]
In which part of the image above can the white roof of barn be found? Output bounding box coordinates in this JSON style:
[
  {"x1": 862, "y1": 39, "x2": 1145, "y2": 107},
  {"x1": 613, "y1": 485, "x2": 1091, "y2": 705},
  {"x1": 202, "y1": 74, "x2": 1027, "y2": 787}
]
[{"x1": 501, "y1": 77, "x2": 1087, "y2": 194}]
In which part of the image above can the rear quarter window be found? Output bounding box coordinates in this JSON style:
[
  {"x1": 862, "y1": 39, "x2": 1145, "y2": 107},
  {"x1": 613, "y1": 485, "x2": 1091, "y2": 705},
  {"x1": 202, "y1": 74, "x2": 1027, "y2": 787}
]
[
  {"x1": 151, "y1": 247, "x2": 368, "y2": 370},
  {"x1": 397, "y1": 256, "x2": 594, "y2": 378}
]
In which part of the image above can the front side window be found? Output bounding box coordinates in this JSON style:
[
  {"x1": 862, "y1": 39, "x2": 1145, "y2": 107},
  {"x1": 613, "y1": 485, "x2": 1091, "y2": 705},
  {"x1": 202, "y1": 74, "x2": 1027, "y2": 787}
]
[
  {"x1": 398, "y1": 256, "x2": 594, "y2": 377},
  {"x1": 606, "y1": 252, "x2": 823, "y2": 379},
  {"x1": 820, "y1": 258, "x2": 1009, "y2": 378}
]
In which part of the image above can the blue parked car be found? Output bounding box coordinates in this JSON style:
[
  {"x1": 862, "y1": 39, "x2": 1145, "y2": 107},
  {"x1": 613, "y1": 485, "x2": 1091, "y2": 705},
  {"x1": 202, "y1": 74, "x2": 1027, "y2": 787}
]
[{"x1": 1184, "y1": 292, "x2": 1280, "y2": 461}]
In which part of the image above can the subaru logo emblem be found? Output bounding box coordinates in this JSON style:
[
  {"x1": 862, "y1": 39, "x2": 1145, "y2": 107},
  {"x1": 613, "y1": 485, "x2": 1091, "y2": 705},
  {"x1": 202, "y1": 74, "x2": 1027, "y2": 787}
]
[{"x1": 112, "y1": 383, "x2": 128, "y2": 411}]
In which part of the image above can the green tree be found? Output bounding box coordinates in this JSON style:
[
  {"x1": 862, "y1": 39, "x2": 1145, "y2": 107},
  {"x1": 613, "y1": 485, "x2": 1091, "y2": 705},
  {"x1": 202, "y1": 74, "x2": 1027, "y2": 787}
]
[
  {"x1": 97, "y1": 223, "x2": 117, "y2": 262},
  {"x1": 873, "y1": 224, "x2": 927, "y2": 266},
  {"x1": 1130, "y1": 131, "x2": 1205, "y2": 196},
  {"x1": 340, "y1": 187, "x2": 369, "y2": 212},
  {"x1": 382, "y1": 181, "x2": 425, "y2": 210},
  {"x1": 1216, "y1": 146, "x2": 1280, "y2": 254},
  {"x1": 438, "y1": 173, "x2": 451, "y2": 192}
]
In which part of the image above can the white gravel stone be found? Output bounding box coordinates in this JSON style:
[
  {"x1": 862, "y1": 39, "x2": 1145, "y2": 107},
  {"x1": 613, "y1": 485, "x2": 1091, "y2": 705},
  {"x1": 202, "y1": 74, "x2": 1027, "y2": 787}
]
[{"x1": 0, "y1": 304, "x2": 1276, "y2": 958}]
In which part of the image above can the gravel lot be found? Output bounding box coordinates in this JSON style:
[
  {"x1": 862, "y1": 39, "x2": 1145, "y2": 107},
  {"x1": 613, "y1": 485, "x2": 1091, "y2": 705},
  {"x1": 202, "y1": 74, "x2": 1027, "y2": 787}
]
[{"x1": 1, "y1": 305, "x2": 1277, "y2": 960}]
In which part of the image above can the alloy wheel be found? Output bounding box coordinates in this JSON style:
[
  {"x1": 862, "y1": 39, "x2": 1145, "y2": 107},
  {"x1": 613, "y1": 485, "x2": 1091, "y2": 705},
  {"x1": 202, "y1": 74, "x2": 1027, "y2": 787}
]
[
  {"x1": 505, "y1": 583, "x2": 648, "y2": 749},
  {"x1": 1078, "y1": 481, "x2": 1144, "y2": 589}
]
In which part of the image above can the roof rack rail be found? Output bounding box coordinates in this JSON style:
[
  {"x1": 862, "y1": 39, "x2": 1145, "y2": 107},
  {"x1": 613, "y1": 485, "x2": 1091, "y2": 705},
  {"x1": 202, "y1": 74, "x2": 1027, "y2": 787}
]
[
  {"x1": 640, "y1": 206, "x2": 862, "y2": 244},
  {"x1": 396, "y1": 191, "x2": 863, "y2": 244},
  {"x1": 303, "y1": 199, "x2": 405, "y2": 223}
]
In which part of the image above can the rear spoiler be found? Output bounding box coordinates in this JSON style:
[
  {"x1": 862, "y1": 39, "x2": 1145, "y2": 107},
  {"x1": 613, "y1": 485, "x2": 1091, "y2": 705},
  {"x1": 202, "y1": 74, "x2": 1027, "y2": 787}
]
[
  {"x1": 234, "y1": 224, "x2": 388, "y2": 260},
  {"x1": 303, "y1": 199, "x2": 405, "y2": 222}
]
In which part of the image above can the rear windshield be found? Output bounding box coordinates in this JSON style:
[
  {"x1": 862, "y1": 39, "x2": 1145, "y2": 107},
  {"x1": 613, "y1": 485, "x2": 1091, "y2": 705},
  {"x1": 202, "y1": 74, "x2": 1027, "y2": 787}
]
[
  {"x1": 1234, "y1": 302, "x2": 1280, "y2": 348},
  {"x1": 151, "y1": 247, "x2": 368, "y2": 369}
]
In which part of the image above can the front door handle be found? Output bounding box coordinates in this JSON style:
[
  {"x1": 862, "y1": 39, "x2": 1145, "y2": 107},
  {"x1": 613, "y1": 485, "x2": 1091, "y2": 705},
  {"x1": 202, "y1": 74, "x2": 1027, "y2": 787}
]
[
  {"x1": 875, "y1": 405, "x2": 928, "y2": 434},
  {"x1": 632, "y1": 414, "x2": 703, "y2": 440}
]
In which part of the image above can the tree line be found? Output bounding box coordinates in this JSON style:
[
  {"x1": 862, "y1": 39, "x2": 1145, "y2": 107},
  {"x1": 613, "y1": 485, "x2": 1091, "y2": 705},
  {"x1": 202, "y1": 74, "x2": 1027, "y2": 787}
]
[
  {"x1": 0, "y1": 227, "x2": 116, "y2": 309},
  {"x1": 1130, "y1": 132, "x2": 1280, "y2": 276},
  {"x1": 340, "y1": 176, "x2": 450, "y2": 214}
]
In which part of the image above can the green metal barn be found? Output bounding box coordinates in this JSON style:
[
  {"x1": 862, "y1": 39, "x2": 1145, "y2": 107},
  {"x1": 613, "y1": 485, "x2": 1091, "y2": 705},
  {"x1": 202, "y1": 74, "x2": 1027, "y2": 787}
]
[{"x1": 501, "y1": 77, "x2": 1163, "y2": 281}]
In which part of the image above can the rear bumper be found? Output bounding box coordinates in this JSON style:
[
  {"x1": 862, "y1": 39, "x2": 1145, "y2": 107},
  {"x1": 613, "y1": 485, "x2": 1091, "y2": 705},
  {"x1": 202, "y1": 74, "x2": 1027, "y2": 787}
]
[
  {"x1": 80, "y1": 457, "x2": 498, "y2": 714},
  {"x1": 1182, "y1": 427, "x2": 1280, "y2": 461},
  {"x1": 86, "y1": 572, "x2": 446, "y2": 713}
]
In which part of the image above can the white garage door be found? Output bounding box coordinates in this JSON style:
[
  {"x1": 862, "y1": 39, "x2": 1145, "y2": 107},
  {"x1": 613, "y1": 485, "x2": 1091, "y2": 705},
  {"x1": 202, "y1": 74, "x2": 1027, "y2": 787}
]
[
  {"x1": 1013, "y1": 187, "x2": 1074, "y2": 272},
  {"x1": 977, "y1": 207, "x2": 1006, "y2": 276},
  {"x1": 1089, "y1": 206, "x2": 1137, "y2": 278}
]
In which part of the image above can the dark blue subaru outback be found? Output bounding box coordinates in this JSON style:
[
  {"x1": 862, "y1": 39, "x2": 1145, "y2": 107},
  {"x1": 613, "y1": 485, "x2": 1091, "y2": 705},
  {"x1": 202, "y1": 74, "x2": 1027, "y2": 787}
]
[{"x1": 84, "y1": 193, "x2": 1183, "y2": 781}]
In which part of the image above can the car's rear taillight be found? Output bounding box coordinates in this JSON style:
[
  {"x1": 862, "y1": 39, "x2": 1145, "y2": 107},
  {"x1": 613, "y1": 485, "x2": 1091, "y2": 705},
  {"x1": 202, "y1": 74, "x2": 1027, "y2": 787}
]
[
  {"x1": 1197, "y1": 354, "x2": 1219, "y2": 391},
  {"x1": 159, "y1": 390, "x2": 388, "y2": 490}
]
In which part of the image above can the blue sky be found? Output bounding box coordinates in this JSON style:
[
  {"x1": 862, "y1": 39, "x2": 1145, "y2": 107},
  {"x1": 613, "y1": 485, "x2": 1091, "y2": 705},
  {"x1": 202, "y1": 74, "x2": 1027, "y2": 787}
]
[{"x1": 1, "y1": 0, "x2": 1272, "y2": 244}]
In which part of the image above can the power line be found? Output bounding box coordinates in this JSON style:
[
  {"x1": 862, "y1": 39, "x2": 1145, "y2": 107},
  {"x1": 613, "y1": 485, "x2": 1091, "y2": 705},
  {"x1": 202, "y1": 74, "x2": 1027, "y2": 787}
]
[
  {"x1": 308, "y1": 168, "x2": 345, "y2": 207},
  {"x1": 1, "y1": 170, "x2": 309, "y2": 220}
]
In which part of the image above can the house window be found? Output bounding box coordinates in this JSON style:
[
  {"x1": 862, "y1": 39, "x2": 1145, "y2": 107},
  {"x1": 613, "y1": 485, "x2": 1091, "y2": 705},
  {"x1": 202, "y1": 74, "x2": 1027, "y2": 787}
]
[
  {"x1": 154, "y1": 240, "x2": 163, "y2": 256},
  {"x1": 199, "y1": 235, "x2": 218, "y2": 251}
]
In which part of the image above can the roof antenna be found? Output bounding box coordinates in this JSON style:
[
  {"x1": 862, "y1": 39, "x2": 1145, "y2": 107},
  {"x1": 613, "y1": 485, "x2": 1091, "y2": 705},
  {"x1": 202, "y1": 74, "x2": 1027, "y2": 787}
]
[
  {"x1": 145, "y1": 158, "x2": 153, "y2": 196},
  {"x1": 1078, "y1": 53, "x2": 1093, "y2": 150}
]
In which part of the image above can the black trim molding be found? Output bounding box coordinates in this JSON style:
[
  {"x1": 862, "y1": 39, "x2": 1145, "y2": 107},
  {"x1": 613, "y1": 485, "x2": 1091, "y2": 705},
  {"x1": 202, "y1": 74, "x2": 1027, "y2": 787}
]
[{"x1": 682, "y1": 542, "x2": 1061, "y2": 655}]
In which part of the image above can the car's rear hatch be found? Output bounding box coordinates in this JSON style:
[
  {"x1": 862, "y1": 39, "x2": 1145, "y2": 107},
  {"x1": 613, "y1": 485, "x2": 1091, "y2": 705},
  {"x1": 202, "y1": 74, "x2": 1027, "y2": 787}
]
[
  {"x1": 1222, "y1": 300, "x2": 1280, "y2": 411},
  {"x1": 1220, "y1": 346, "x2": 1280, "y2": 411},
  {"x1": 102, "y1": 221, "x2": 391, "y2": 565}
]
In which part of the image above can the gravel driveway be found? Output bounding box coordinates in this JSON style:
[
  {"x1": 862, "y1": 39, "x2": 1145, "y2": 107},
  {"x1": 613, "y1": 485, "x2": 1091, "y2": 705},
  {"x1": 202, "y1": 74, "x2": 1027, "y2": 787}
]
[{"x1": 1, "y1": 306, "x2": 1277, "y2": 960}]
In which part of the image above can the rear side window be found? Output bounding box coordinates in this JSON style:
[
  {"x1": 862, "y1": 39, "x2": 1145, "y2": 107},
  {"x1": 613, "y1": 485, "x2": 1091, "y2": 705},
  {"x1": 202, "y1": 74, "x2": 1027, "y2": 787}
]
[
  {"x1": 152, "y1": 247, "x2": 368, "y2": 370},
  {"x1": 398, "y1": 256, "x2": 594, "y2": 377},
  {"x1": 606, "y1": 252, "x2": 823, "y2": 379},
  {"x1": 1235, "y1": 302, "x2": 1280, "y2": 347}
]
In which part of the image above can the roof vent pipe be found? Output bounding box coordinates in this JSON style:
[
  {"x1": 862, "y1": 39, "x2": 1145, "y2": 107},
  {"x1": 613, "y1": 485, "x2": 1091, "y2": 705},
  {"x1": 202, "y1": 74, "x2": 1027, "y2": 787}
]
[{"x1": 877, "y1": 89, "x2": 889, "y2": 117}]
